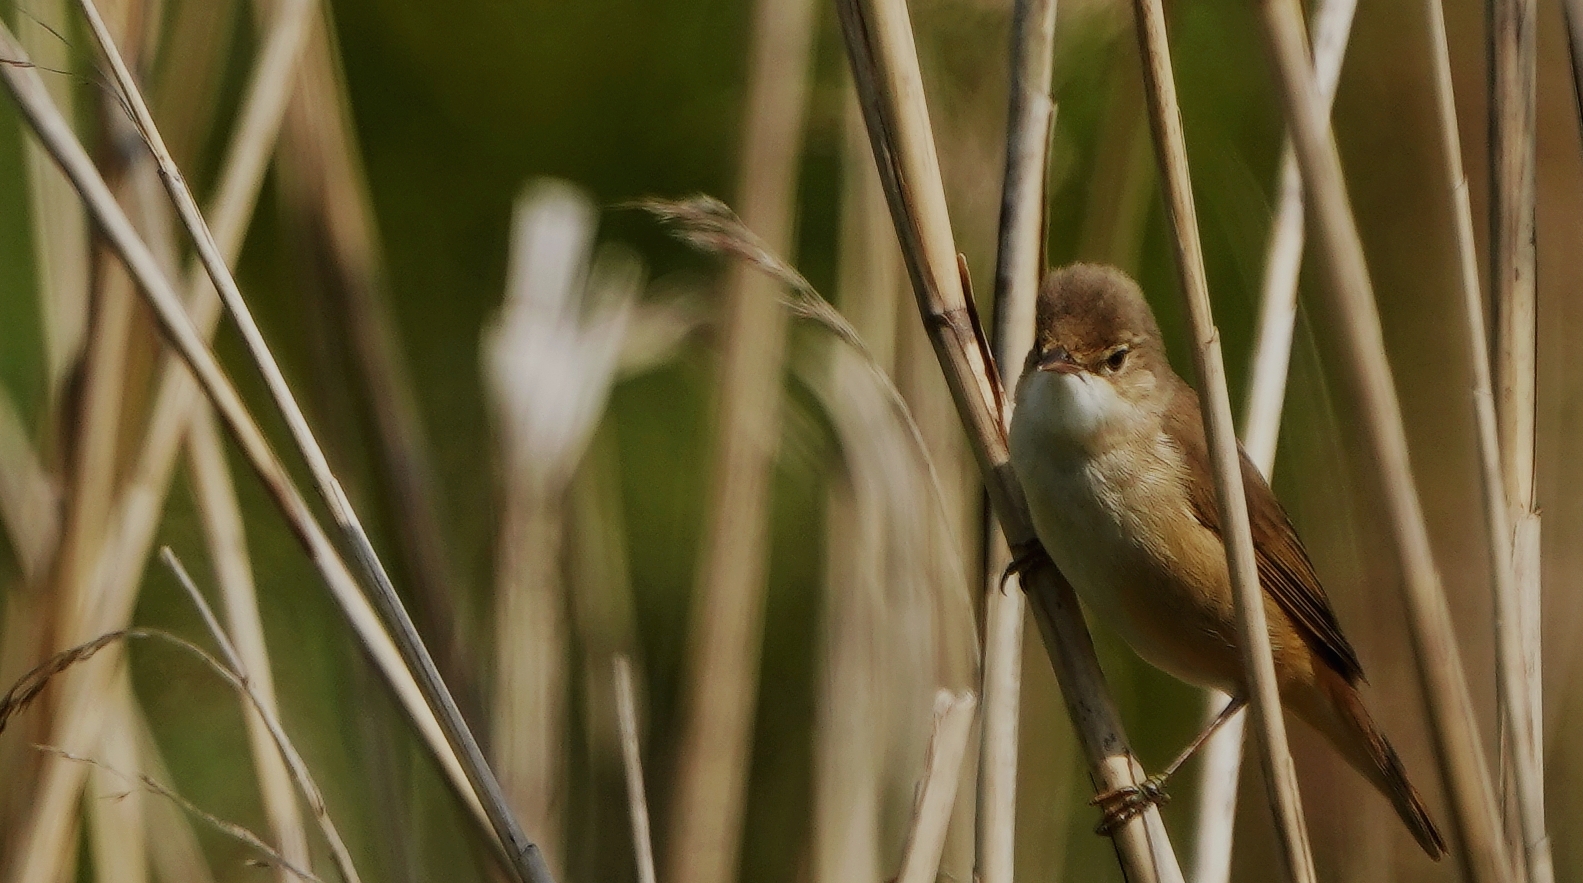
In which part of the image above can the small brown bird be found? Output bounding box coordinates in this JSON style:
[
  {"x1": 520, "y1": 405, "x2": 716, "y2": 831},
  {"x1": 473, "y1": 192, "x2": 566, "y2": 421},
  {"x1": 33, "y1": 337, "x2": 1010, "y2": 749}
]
[{"x1": 1008, "y1": 263, "x2": 1446, "y2": 858}]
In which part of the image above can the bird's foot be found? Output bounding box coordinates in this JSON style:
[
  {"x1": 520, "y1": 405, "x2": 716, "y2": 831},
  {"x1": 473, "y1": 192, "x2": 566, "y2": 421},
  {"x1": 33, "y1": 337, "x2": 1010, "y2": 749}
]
[
  {"x1": 999, "y1": 539, "x2": 1051, "y2": 593},
  {"x1": 1089, "y1": 775, "x2": 1171, "y2": 835}
]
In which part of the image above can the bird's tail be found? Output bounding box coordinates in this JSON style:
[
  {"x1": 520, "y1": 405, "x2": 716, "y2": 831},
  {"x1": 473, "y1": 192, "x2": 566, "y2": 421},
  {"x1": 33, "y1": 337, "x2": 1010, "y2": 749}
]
[{"x1": 1308, "y1": 668, "x2": 1448, "y2": 860}]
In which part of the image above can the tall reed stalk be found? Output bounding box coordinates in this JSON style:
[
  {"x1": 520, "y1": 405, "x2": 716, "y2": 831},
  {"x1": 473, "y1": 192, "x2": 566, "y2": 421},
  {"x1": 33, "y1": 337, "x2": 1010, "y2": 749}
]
[
  {"x1": 1194, "y1": 1, "x2": 1357, "y2": 878},
  {"x1": 980, "y1": 1, "x2": 1057, "y2": 881},
  {"x1": 1487, "y1": 1, "x2": 1551, "y2": 879},
  {"x1": 1131, "y1": 1, "x2": 1317, "y2": 878},
  {"x1": 665, "y1": 0, "x2": 815, "y2": 880}
]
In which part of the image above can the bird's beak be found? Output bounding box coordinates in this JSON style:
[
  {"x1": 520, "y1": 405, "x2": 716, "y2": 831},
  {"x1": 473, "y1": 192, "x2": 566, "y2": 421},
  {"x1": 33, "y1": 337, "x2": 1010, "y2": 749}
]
[{"x1": 1037, "y1": 346, "x2": 1082, "y2": 375}]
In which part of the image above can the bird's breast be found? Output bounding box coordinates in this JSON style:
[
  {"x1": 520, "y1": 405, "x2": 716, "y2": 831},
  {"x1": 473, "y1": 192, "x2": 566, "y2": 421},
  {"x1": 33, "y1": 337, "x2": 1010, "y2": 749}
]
[{"x1": 1010, "y1": 404, "x2": 1242, "y2": 691}]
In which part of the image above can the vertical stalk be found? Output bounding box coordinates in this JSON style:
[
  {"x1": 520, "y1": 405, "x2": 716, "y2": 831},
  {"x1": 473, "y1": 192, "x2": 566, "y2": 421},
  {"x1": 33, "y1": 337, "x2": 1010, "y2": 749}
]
[
  {"x1": 1132, "y1": 1, "x2": 1317, "y2": 880},
  {"x1": 1487, "y1": 0, "x2": 1551, "y2": 878},
  {"x1": 664, "y1": 0, "x2": 816, "y2": 880},
  {"x1": 980, "y1": 0, "x2": 1057, "y2": 881},
  {"x1": 1194, "y1": 1, "x2": 1356, "y2": 878}
]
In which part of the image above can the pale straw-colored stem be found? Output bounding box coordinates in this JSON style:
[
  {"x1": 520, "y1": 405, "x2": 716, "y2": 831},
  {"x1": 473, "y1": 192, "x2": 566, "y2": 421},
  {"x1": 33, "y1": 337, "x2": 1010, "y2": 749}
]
[
  {"x1": 835, "y1": 0, "x2": 1184, "y2": 879},
  {"x1": 66, "y1": 4, "x2": 547, "y2": 879},
  {"x1": 1194, "y1": 1, "x2": 1356, "y2": 878},
  {"x1": 187, "y1": 409, "x2": 313, "y2": 883},
  {"x1": 896, "y1": 691, "x2": 978, "y2": 883},
  {"x1": 980, "y1": 0, "x2": 1057, "y2": 880},
  {"x1": 132, "y1": 703, "x2": 218, "y2": 883},
  {"x1": 1486, "y1": 1, "x2": 1550, "y2": 879},
  {"x1": 664, "y1": 0, "x2": 815, "y2": 880},
  {"x1": 0, "y1": 390, "x2": 57, "y2": 582},
  {"x1": 1256, "y1": 1, "x2": 1512, "y2": 879},
  {"x1": 613, "y1": 657, "x2": 658, "y2": 883},
  {"x1": 160, "y1": 548, "x2": 362, "y2": 883},
  {"x1": 1132, "y1": 2, "x2": 1316, "y2": 880},
  {"x1": 0, "y1": 17, "x2": 513, "y2": 876}
]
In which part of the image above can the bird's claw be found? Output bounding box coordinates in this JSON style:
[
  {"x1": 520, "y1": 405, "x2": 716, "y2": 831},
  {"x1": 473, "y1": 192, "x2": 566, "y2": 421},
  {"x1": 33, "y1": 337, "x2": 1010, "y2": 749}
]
[
  {"x1": 1000, "y1": 539, "x2": 1050, "y2": 593},
  {"x1": 1089, "y1": 775, "x2": 1171, "y2": 835}
]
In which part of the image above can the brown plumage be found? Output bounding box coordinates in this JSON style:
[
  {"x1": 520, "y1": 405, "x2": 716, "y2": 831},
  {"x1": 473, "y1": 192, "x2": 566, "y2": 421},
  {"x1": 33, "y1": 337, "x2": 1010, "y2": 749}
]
[{"x1": 1009, "y1": 263, "x2": 1446, "y2": 859}]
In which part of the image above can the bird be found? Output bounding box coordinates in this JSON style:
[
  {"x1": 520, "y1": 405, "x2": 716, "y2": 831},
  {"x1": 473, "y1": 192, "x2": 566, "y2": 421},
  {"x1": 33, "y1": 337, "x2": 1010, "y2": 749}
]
[{"x1": 1006, "y1": 262, "x2": 1446, "y2": 858}]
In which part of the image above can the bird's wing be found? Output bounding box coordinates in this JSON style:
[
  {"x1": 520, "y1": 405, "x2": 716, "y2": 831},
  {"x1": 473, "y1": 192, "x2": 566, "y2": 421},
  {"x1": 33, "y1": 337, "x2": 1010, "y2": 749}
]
[{"x1": 1165, "y1": 398, "x2": 1367, "y2": 684}]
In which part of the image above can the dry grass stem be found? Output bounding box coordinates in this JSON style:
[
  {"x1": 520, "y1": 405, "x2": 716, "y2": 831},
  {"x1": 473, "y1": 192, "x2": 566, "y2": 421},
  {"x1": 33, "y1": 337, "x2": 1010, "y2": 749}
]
[
  {"x1": 613, "y1": 657, "x2": 658, "y2": 883},
  {"x1": 0, "y1": 390, "x2": 57, "y2": 581},
  {"x1": 159, "y1": 549, "x2": 362, "y2": 883},
  {"x1": 979, "y1": 0, "x2": 1057, "y2": 879},
  {"x1": 662, "y1": 0, "x2": 815, "y2": 875},
  {"x1": 1486, "y1": 1, "x2": 1550, "y2": 878},
  {"x1": 484, "y1": 182, "x2": 640, "y2": 876},
  {"x1": 1255, "y1": 0, "x2": 1511, "y2": 879},
  {"x1": 0, "y1": 20, "x2": 510, "y2": 871},
  {"x1": 1195, "y1": 0, "x2": 1356, "y2": 877},
  {"x1": 37, "y1": 746, "x2": 323, "y2": 883},
  {"x1": 834, "y1": 0, "x2": 1184, "y2": 878},
  {"x1": 895, "y1": 690, "x2": 977, "y2": 883},
  {"x1": 186, "y1": 410, "x2": 314, "y2": 883},
  {"x1": 1132, "y1": 1, "x2": 1317, "y2": 878},
  {"x1": 55, "y1": 6, "x2": 547, "y2": 878},
  {"x1": 88, "y1": 667, "x2": 148, "y2": 883}
]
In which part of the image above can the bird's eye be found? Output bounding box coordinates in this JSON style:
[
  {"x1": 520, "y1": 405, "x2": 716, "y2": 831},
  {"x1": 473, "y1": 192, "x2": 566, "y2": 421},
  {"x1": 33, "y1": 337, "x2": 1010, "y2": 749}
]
[{"x1": 1104, "y1": 346, "x2": 1130, "y2": 373}]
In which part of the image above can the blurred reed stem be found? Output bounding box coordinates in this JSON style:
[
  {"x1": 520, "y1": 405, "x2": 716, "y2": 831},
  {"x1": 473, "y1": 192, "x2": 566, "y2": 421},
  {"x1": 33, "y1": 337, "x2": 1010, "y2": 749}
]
[
  {"x1": 833, "y1": 0, "x2": 1184, "y2": 879},
  {"x1": 1194, "y1": 1, "x2": 1356, "y2": 878},
  {"x1": 897, "y1": 691, "x2": 977, "y2": 883},
  {"x1": 613, "y1": 657, "x2": 657, "y2": 883},
  {"x1": 131, "y1": 703, "x2": 218, "y2": 883},
  {"x1": 816, "y1": 91, "x2": 905, "y2": 883},
  {"x1": 665, "y1": 0, "x2": 815, "y2": 880},
  {"x1": 1132, "y1": 1, "x2": 1318, "y2": 879},
  {"x1": 979, "y1": 0, "x2": 1057, "y2": 880},
  {"x1": 1486, "y1": 1, "x2": 1551, "y2": 879},
  {"x1": 186, "y1": 408, "x2": 313, "y2": 883},
  {"x1": 1254, "y1": 1, "x2": 1511, "y2": 879},
  {"x1": 62, "y1": 4, "x2": 551, "y2": 878}
]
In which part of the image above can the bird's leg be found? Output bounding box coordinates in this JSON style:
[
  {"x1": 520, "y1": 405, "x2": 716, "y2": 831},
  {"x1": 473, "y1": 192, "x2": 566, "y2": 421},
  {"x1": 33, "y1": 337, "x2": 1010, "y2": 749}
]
[
  {"x1": 999, "y1": 537, "x2": 1051, "y2": 593},
  {"x1": 1091, "y1": 695, "x2": 1248, "y2": 834}
]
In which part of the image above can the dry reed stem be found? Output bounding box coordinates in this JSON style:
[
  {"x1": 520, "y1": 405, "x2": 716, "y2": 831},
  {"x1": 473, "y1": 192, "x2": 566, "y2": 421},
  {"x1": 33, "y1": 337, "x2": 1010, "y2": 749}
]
[
  {"x1": 613, "y1": 657, "x2": 658, "y2": 883},
  {"x1": 895, "y1": 691, "x2": 977, "y2": 883},
  {"x1": 1565, "y1": 0, "x2": 1583, "y2": 130},
  {"x1": 1194, "y1": 1, "x2": 1356, "y2": 877},
  {"x1": 63, "y1": 5, "x2": 548, "y2": 878},
  {"x1": 0, "y1": 16, "x2": 508, "y2": 870},
  {"x1": 268, "y1": 0, "x2": 475, "y2": 713},
  {"x1": 1132, "y1": 2, "x2": 1317, "y2": 879},
  {"x1": 186, "y1": 409, "x2": 313, "y2": 883},
  {"x1": 88, "y1": 667, "x2": 148, "y2": 883},
  {"x1": 834, "y1": 0, "x2": 1184, "y2": 879},
  {"x1": 1486, "y1": 1, "x2": 1550, "y2": 878},
  {"x1": 484, "y1": 183, "x2": 639, "y2": 878},
  {"x1": 0, "y1": 390, "x2": 57, "y2": 581},
  {"x1": 159, "y1": 550, "x2": 363, "y2": 883},
  {"x1": 1255, "y1": 1, "x2": 1511, "y2": 879},
  {"x1": 38, "y1": 746, "x2": 322, "y2": 883},
  {"x1": 979, "y1": 0, "x2": 1057, "y2": 880},
  {"x1": 664, "y1": 0, "x2": 815, "y2": 879},
  {"x1": 812, "y1": 93, "x2": 906, "y2": 883},
  {"x1": 129, "y1": 703, "x2": 218, "y2": 883},
  {"x1": 16, "y1": 0, "x2": 90, "y2": 400}
]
